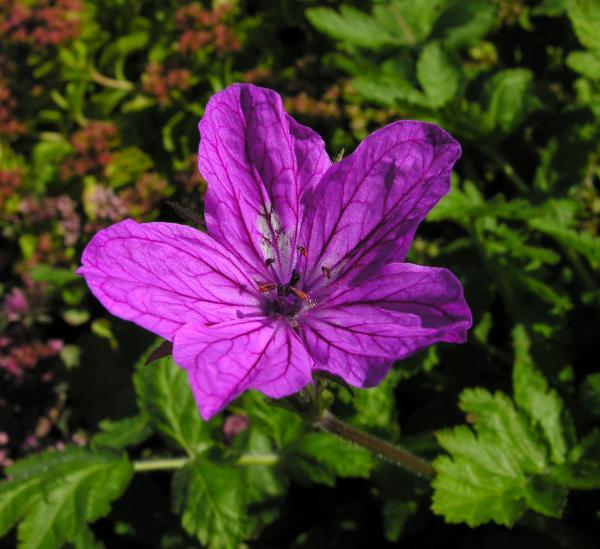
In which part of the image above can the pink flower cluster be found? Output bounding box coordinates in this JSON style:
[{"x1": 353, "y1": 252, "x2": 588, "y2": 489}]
[
  {"x1": 19, "y1": 194, "x2": 81, "y2": 246},
  {"x1": 0, "y1": 432, "x2": 10, "y2": 467},
  {"x1": 1, "y1": 285, "x2": 63, "y2": 379},
  {"x1": 142, "y1": 63, "x2": 193, "y2": 106},
  {"x1": 0, "y1": 167, "x2": 23, "y2": 209},
  {"x1": 0, "y1": 338, "x2": 63, "y2": 378},
  {"x1": 176, "y1": 2, "x2": 240, "y2": 54},
  {"x1": 0, "y1": 75, "x2": 26, "y2": 139},
  {"x1": 61, "y1": 121, "x2": 120, "y2": 179},
  {"x1": 0, "y1": 0, "x2": 81, "y2": 47}
]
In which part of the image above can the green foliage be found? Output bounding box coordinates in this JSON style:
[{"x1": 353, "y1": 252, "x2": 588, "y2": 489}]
[
  {"x1": 2, "y1": 0, "x2": 600, "y2": 546},
  {"x1": 133, "y1": 346, "x2": 214, "y2": 456},
  {"x1": 172, "y1": 457, "x2": 247, "y2": 549},
  {"x1": 286, "y1": 432, "x2": 373, "y2": 486},
  {"x1": 91, "y1": 414, "x2": 152, "y2": 450},
  {"x1": 0, "y1": 448, "x2": 132, "y2": 548},
  {"x1": 483, "y1": 69, "x2": 537, "y2": 134},
  {"x1": 432, "y1": 326, "x2": 598, "y2": 527}
]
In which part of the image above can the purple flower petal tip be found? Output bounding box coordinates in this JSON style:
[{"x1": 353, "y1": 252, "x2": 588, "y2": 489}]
[{"x1": 79, "y1": 83, "x2": 471, "y2": 418}]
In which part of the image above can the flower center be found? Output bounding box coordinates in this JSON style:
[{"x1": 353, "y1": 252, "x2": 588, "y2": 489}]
[{"x1": 259, "y1": 272, "x2": 315, "y2": 326}]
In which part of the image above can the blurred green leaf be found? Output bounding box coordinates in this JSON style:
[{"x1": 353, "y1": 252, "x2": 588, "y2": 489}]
[
  {"x1": 417, "y1": 41, "x2": 461, "y2": 107},
  {"x1": 568, "y1": 0, "x2": 600, "y2": 50},
  {"x1": 305, "y1": 5, "x2": 401, "y2": 49},
  {"x1": 483, "y1": 69, "x2": 536, "y2": 133},
  {"x1": 567, "y1": 50, "x2": 600, "y2": 79},
  {"x1": 580, "y1": 373, "x2": 600, "y2": 417},
  {"x1": 30, "y1": 265, "x2": 80, "y2": 286}
]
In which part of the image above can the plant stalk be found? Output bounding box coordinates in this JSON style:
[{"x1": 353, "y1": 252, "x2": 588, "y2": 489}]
[
  {"x1": 133, "y1": 453, "x2": 279, "y2": 473},
  {"x1": 316, "y1": 410, "x2": 435, "y2": 478}
]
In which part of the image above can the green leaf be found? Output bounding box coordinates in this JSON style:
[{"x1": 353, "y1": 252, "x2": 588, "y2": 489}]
[
  {"x1": 432, "y1": 387, "x2": 568, "y2": 527},
  {"x1": 172, "y1": 457, "x2": 247, "y2": 549},
  {"x1": 91, "y1": 414, "x2": 153, "y2": 450},
  {"x1": 286, "y1": 432, "x2": 373, "y2": 486},
  {"x1": 133, "y1": 346, "x2": 213, "y2": 456},
  {"x1": 434, "y1": 0, "x2": 498, "y2": 48},
  {"x1": 483, "y1": 69, "x2": 536, "y2": 133},
  {"x1": 0, "y1": 448, "x2": 132, "y2": 548},
  {"x1": 30, "y1": 265, "x2": 80, "y2": 286},
  {"x1": 512, "y1": 325, "x2": 568, "y2": 463},
  {"x1": 241, "y1": 392, "x2": 304, "y2": 449},
  {"x1": 567, "y1": 50, "x2": 600, "y2": 79},
  {"x1": 568, "y1": 0, "x2": 600, "y2": 50},
  {"x1": 551, "y1": 461, "x2": 600, "y2": 489},
  {"x1": 580, "y1": 373, "x2": 600, "y2": 416},
  {"x1": 382, "y1": 498, "x2": 417, "y2": 542},
  {"x1": 416, "y1": 41, "x2": 461, "y2": 107},
  {"x1": 306, "y1": 5, "x2": 400, "y2": 49}
]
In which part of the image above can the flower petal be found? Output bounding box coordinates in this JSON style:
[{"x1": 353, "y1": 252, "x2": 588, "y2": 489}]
[
  {"x1": 299, "y1": 263, "x2": 471, "y2": 387},
  {"x1": 199, "y1": 83, "x2": 331, "y2": 283},
  {"x1": 173, "y1": 319, "x2": 313, "y2": 419},
  {"x1": 78, "y1": 219, "x2": 261, "y2": 341},
  {"x1": 297, "y1": 121, "x2": 460, "y2": 293}
]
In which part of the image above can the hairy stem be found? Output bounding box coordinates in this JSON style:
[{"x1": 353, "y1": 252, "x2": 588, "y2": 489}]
[
  {"x1": 316, "y1": 410, "x2": 435, "y2": 478},
  {"x1": 133, "y1": 452, "x2": 279, "y2": 473}
]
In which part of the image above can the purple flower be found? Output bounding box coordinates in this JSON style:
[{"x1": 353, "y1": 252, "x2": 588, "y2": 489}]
[{"x1": 78, "y1": 84, "x2": 471, "y2": 419}]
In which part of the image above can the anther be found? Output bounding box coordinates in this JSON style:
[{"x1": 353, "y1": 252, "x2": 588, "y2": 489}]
[{"x1": 322, "y1": 266, "x2": 331, "y2": 279}]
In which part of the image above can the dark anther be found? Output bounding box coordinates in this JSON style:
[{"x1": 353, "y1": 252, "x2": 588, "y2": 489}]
[
  {"x1": 297, "y1": 245, "x2": 308, "y2": 257},
  {"x1": 264, "y1": 258, "x2": 275, "y2": 267},
  {"x1": 290, "y1": 270, "x2": 300, "y2": 286},
  {"x1": 322, "y1": 266, "x2": 332, "y2": 279}
]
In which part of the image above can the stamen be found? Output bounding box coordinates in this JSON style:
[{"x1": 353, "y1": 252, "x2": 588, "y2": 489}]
[
  {"x1": 297, "y1": 245, "x2": 308, "y2": 257},
  {"x1": 322, "y1": 266, "x2": 332, "y2": 279}
]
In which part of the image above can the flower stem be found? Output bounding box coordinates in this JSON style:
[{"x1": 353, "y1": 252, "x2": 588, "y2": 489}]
[
  {"x1": 133, "y1": 457, "x2": 188, "y2": 473},
  {"x1": 132, "y1": 453, "x2": 279, "y2": 473},
  {"x1": 316, "y1": 410, "x2": 435, "y2": 478}
]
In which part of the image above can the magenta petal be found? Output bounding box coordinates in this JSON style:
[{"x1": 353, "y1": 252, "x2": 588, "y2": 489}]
[
  {"x1": 300, "y1": 263, "x2": 472, "y2": 387},
  {"x1": 173, "y1": 319, "x2": 313, "y2": 419},
  {"x1": 199, "y1": 83, "x2": 331, "y2": 283},
  {"x1": 78, "y1": 219, "x2": 262, "y2": 341},
  {"x1": 298, "y1": 121, "x2": 460, "y2": 293}
]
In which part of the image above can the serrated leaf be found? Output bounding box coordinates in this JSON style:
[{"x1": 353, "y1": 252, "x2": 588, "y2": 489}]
[
  {"x1": 484, "y1": 69, "x2": 536, "y2": 133},
  {"x1": 172, "y1": 457, "x2": 247, "y2": 549},
  {"x1": 286, "y1": 432, "x2": 373, "y2": 486},
  {"x1": 432, "y1": 386, "x2": 571, "y2": 527},
  {"x1": 417, "y1": 41, "x2": 461, "y2": 107},
  {"x1": 512, "y1": 325, "x2": 568, "y2": 463},
  {"x1": 91, "y1": 414, "x2": 152, "y2": 450},
  {"x1": 0, "y1": 448, "x2": 132, "y2": 549},
  {"x1": 133, "y1": 345, "x2": 213, "y2": 456}
]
